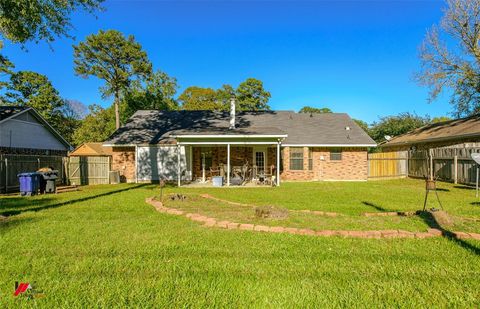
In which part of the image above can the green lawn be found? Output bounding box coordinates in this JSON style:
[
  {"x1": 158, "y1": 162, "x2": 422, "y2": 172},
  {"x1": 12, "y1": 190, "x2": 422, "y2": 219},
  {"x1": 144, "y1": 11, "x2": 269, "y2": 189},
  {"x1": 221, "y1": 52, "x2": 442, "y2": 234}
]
[{"x1": 1, "y1": 179, "x2": 479, "y2": 307}]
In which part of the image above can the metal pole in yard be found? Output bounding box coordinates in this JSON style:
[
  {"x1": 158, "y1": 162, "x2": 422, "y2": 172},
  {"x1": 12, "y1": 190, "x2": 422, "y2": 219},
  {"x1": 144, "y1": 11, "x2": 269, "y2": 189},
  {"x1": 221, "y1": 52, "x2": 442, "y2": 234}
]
[
  {"x1": 227, "y1": 143, "x2": 230, "y2": 186},
  {"x1": 276, "y1": 141, "x2": 281, "y2": 186},
  {"x1": 177, "y1": 144, "x2": 181, "y2": 187},
  {"x1": 476, "y1": 166, "x2": 479, "y2": 198}
]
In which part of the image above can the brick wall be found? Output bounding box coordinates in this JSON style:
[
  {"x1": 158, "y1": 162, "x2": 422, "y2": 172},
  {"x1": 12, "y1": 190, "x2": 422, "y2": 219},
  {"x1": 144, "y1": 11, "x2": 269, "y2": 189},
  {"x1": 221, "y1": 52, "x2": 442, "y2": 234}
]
[
  {"x1": 131, "y1": 145, "x2": 367, "y2": 183},
  {"x1": 111, "y1": 147, "x2": 136, "y2": 183},
  {"x1": 281, "y1": 147, "x2": 368, "y2": 181}
]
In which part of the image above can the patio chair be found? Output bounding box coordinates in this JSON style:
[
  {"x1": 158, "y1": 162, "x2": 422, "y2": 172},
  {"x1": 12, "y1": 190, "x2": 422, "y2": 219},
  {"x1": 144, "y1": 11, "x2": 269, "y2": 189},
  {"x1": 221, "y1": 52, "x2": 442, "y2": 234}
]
[
  {"x1": 209, "y1": 167, "x2": 220, "y2": 178},
  {"x1": 263, "y1": 165, "x2": 276, "y2": 186}
]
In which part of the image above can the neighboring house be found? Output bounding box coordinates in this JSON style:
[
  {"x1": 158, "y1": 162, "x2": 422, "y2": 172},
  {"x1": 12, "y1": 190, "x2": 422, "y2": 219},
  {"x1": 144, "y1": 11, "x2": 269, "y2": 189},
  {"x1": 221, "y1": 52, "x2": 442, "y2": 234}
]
[
  {"x1": 69, "y1": 142, "x2": 113, "y2": 157},
  {"x1": 0, "y1": 106, "x2": 71, "y2": 156},
  {"x1": 104, "y1": 103, "x2": 375, "y2": 185},
  {"x1": 381, "y1": 114, "x2": 480, "y2": 151}
]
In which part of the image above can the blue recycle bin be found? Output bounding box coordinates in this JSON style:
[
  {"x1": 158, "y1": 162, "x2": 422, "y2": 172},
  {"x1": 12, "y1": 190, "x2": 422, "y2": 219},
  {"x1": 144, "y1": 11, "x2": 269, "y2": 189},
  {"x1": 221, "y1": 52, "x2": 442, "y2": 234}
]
[{"x1": 17, "y1": 172, "x2": 41, "y2": 196}]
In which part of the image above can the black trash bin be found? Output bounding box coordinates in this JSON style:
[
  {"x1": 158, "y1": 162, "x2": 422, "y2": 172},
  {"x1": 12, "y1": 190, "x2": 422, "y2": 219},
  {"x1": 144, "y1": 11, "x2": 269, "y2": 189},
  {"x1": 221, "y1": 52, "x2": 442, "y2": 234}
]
[{"x1": 38, "y1": 169, "x2": 59, "y2": 194}]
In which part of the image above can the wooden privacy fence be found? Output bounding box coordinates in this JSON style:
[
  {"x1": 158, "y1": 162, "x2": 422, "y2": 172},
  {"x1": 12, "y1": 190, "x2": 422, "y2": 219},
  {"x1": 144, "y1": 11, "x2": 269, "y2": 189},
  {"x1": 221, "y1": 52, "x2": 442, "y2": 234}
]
[
  {"x1": 426, "y1": 147, "x2": 479, "y2": 185},
  {"x1": 368, "y1": 151, "x2": 408, "y2": 179},
  {"x1": 0, "y1": 154, "x2": 66, "y2": 193},
  {"x1": 369, "y1": 147, "x2": 480, "y2": 185},
  {"x1": 68, "y1": 156, "x2": 110, "y2": 185}
]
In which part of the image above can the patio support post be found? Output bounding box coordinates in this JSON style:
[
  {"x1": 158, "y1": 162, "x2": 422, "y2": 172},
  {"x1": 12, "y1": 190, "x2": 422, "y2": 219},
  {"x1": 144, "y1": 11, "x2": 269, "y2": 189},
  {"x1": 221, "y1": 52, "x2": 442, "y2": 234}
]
[
  {"x1": 227, "y1": 143, "x2": 231, "y2": 186},
  {"x1": 177, "y1": 144, "x2": 181, "y2": 187},
  {"x1": 276, "y1": 141, "x2": 281, "y2": 186}
]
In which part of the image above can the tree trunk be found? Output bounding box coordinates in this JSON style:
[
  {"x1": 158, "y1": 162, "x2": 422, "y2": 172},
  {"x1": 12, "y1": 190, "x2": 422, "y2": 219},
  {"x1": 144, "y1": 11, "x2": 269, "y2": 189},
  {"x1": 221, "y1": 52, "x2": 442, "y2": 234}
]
[{"x1": 114, "y1": 91, "x2": 120, "y2": 130}]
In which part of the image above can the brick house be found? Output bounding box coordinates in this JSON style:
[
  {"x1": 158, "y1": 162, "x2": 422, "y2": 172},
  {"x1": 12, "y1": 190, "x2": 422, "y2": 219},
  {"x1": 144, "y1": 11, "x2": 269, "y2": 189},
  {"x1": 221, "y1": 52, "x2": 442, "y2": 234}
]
[{"x1": 104, "y1": 101, "x2": 375, "y2": 185}]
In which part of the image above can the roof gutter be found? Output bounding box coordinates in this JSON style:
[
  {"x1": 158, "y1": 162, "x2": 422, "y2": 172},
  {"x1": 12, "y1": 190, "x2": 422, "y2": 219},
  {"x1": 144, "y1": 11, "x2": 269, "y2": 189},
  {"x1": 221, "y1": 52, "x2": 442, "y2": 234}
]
[
  {"x1": 282, "y1": 143, "x2": 377, "y2": 147},
  {"x1": 173, "y1": 134, "x2": 288, "y2": 138}
]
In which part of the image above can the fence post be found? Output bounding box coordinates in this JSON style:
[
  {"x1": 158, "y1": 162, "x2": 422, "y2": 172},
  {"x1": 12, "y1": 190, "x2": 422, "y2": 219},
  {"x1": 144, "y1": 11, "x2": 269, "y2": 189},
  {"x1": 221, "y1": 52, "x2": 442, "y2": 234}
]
[
  {"x1": 64, "y1": 157, "x2": 69, "y2": 185},
  {"x1": 454, "y1": 149, "x2": 458, "y2": 184},
  {"x1": 429, "y1": 149, "x2": 433, "y2": 180},
  {"x1": 37, "y1": 158, "x2": 40, "y2": 170},
  {"x1": 5, "y1": 158, "x2": 8, "y2": 193}
]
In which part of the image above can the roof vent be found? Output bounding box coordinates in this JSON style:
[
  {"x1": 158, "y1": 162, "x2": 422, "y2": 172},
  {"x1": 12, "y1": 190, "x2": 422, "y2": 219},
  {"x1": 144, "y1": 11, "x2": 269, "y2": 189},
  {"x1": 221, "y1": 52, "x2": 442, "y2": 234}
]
[{"x1": 345, "y1": 126, "x2": 351, "y2": 131}]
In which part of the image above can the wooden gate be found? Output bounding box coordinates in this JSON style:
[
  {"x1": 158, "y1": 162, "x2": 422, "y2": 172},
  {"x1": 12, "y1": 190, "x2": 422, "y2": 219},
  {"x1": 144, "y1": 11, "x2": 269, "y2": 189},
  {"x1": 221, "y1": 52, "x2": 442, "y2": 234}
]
[{"x1": 68, "y1": 156, "x2": 110, "y2": 185}]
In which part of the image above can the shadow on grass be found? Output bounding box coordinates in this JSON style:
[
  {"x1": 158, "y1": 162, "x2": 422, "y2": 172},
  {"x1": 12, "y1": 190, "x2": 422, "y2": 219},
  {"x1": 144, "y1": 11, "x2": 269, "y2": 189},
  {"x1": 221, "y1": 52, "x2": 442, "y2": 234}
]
[
  {"x1": 362, "y1": 201, "x2": 391, "y2": 212},
  {"x1": 418, "y1": 211, "x2": 480, "y2": 256},
  {"x1": 0, "y1": 217, "x2": 40, "y2": 233},
  {"x1": 453, "y1": 185, "x2": 475, "y2": 190},
  {"x1": 471, "y1": 202, "x2": 480, "y2": 206},
  {"x1": 0, "y1": 197, "x2": 56, "y2": 211},
  {"x1": 0, "y1": 184, "x2": 150, "y2": 217}
]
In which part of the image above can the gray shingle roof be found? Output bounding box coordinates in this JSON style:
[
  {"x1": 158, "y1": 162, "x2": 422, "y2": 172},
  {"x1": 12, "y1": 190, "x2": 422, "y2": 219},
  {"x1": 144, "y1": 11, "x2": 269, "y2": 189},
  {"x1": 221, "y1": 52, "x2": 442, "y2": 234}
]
[{"x1": 104, "y1": 110, "x2": 376, "y2": 146}]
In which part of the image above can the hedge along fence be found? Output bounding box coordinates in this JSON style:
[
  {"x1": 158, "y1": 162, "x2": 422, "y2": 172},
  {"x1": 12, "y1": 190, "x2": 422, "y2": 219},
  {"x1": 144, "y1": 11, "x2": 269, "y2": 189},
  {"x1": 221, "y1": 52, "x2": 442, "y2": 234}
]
[{"x1": 0, "y1": 154, "x2": 67, "y2": 193}]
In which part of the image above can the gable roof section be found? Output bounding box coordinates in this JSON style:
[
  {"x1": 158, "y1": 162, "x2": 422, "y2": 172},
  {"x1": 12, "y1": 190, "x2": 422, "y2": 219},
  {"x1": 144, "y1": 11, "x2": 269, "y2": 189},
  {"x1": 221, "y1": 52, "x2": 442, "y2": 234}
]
[
  {"x1": 69, "y1": 142, "x2": 113, "y2": 156},
  {"x1": 382, "y1": 114, "x2": 480, "y2": 148},
  {"x1": 0, "y1": 106, "x2": 72, "y2": 149},
  {"x1": 0, "y1": 106, "x2": 28, "y2": 121},
  {"x1": 104, "y1": 110, "x2": 376, "y2": 147}
]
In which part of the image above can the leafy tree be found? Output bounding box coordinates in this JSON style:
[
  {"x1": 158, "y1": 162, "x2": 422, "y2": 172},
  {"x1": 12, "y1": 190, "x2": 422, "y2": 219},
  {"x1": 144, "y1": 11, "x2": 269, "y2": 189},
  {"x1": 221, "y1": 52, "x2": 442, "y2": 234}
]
[
  {"x1": 0, "y1": 0, "x2": 104, "y2": 45},
  {"x1": 431, "y1": 116, "x2": 452, "y2": 123},
  {"x1": 73, "y1": 29, "x2": 152, "y2": 130},
  {"x1": 122, "y1": 70, "x2": 178, "y2": 122},
  {"x1": 0, "y1": 42, "x2": 13, "y2": 90},
  {"x1": 369, "y1": 112, "x2": 430, "y2": 143},
  {"x1": 353, "y1": 119, "x2": 370, "y2": 134},
  {"x1": 178, "y1": 86, "x2": 222, "y2": 110},
  {"x1": 0, "y1": 53, "x2": 13, "y2": 90},
  {"x1": 5, "y1": 71, "x2": 64, "y2": 120},
  {"x1": 3, "y1": 71, "x2": 79, "y2": 144},
  {"x1": 72, "y1": 104, "x2": 115, "y2": 145},
  {"x1": 416, "y1": 0, "x2": 480, "y2": 116},
  {"x1": 178, "y1": 78, "x2": 271, "y2": 111},
  {"x1": 216, "y1": 84, "x2": 235, "y2": 110},
  {"x1": 299, "y1": 106, "x2": 332, "y2": 114},
  {"x1": 236, "y1": 78, "x2": 271, "y2": 111}
]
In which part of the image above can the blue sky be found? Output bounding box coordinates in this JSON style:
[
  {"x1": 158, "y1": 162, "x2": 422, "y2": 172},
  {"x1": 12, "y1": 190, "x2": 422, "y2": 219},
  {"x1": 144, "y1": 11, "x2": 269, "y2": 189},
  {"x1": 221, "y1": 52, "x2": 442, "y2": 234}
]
[{"x1": 4, "y1": 0, "x2": 452, "y2": 124}]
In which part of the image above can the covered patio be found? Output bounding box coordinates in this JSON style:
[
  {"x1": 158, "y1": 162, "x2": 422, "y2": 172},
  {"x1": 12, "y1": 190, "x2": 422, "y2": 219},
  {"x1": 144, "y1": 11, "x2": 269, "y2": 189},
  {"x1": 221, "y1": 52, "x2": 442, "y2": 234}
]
[{"x1": 174, "y1": 132, "x2": 287, "y2": 187}]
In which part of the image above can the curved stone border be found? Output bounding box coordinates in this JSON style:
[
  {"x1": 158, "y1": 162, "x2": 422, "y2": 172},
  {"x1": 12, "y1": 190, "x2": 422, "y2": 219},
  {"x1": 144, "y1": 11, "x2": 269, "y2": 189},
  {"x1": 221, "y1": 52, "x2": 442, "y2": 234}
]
[
  {"x1": 146, "y1": 197, "x2": 480, "y2": 240},
  {"x1": 200, "y1": 194, "x2": 339, "y2": 217}
]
